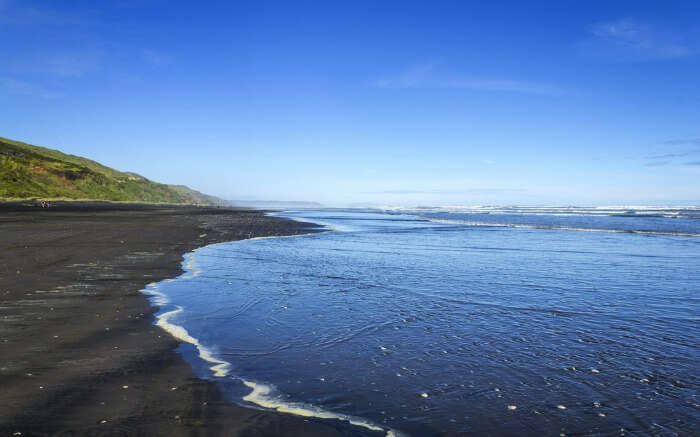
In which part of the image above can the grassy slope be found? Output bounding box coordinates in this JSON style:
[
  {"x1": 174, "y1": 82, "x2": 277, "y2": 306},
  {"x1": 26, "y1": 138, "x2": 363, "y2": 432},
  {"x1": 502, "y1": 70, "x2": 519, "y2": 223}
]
[{"x1": 0, "y1": 136, "x2": 221, "y2": 204}]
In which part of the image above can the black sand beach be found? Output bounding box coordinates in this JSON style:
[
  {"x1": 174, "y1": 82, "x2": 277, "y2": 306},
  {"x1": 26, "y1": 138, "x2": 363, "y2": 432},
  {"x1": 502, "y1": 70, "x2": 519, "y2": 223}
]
[{"x1": 0, "y1": 203, "x2": 377, "y2": 437}]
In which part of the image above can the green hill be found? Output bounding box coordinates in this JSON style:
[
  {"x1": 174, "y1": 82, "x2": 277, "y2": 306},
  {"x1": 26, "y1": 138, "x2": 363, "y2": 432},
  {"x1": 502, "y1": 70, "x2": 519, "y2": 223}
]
[{"x1": 0, "y1": 136, "x2": 223, "y2": 205}]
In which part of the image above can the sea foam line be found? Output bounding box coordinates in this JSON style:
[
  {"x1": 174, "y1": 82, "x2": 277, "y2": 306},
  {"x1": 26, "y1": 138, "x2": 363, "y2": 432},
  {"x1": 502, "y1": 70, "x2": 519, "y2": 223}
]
[
  {"x1": 380, "y1": 205, "x2": 700, "y2": 216},
  {"x1": 242, "y1": 380, "x2": 392, "y2": 434},
  {"x1": 426, "y1": 218, "x2": 700, "y2": 237},
  {"x1": 141, "y1": 281, "x2": 231, "y2": 377},
  {"x1": 141, "y1": 235, "x2": 401, "y2": 437}
]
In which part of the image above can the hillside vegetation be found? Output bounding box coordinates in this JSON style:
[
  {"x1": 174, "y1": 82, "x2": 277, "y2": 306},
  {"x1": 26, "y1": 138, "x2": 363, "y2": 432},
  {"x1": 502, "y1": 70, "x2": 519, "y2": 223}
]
[{"x1": 0, "y1": 136, "x2": 222, "y2": 204}]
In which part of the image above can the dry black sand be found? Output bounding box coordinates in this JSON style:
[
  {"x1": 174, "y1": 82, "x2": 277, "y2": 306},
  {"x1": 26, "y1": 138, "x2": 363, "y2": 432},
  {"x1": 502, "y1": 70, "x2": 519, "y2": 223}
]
[{"x1": 0, "y1": 202, "x2": 380, "y2": 437}]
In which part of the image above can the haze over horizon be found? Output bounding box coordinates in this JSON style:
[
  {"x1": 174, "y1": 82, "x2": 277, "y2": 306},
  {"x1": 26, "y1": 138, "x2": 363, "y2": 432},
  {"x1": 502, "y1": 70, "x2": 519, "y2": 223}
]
[{"x1": 2, "y1": 0, "x2": 699, "y2": 206}]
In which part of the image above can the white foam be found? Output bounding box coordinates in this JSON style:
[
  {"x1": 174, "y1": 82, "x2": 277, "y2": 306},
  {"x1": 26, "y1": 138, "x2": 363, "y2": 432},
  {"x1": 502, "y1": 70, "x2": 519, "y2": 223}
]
[
  {"x1": 141, "y1": 236, "x2": 401, "y2": 436},
  {"x1": 245, "y1": 233, "x2": 316, "y2": 242},
  {"x1": 142, "y1": 255, "x2": 230, "y2": 377},
  {"x1": 142, "y1": 282, "x2": 169, "y2": 306},
  {"x1": 425, "y1": 218, "x2": 700, "y2": 237},
  {"x1": 155, "y1": 305, "x2": 231, "y2": 377},
  {"x1": 242, "y1": 380, "x2": 396, "y2": 434},
  {"x1": 181, "y1": 252, "x2": 203, "y2": 279},
  {"x1": 377, "y1": 204, "x2": 700, "y2": 219}
]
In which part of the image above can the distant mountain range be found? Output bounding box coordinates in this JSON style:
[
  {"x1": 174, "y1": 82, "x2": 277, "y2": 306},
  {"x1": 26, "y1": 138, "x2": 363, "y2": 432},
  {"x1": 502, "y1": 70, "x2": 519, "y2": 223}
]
[{"x1": 0, "y1": 136, "x2": 225, "y2": 205}]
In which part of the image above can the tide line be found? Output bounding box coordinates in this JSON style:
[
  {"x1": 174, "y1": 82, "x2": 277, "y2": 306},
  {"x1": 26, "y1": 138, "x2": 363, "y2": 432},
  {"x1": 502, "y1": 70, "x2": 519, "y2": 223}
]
[
  {"x1": 426, "y1": 218, "x2": 700, "y2": 237},
  {"x1": 141, "y1": 238, "x2": 402, "y2": 437}
]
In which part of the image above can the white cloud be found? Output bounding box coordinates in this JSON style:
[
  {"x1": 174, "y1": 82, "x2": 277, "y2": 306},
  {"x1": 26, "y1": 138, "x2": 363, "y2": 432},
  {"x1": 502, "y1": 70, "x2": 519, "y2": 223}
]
[
  {"x1": 376, "y1": 63, "x2": 565, "y2": 96},
  {"x1": 582, "y1": 18, "x2": 694, "y2": 61}
]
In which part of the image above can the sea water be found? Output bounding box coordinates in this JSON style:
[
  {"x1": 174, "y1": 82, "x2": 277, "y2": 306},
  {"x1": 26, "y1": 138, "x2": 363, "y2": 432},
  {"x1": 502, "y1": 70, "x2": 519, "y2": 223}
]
[{"x1": 144, "y1": 208, "x2": 700, "y2": 435}]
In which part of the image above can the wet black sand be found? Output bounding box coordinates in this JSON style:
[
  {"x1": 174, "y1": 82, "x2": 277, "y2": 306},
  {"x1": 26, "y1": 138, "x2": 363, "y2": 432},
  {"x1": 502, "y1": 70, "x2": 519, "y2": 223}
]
[{"x1": 0, "y1": 202, "x2": 380, "y2": 437}]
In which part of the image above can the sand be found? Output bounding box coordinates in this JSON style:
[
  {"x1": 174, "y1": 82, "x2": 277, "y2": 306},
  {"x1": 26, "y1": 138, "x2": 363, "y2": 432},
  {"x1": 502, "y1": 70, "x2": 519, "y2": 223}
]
[{"x1": 0, "y1": 202, "x2": 380, "y2": 437}]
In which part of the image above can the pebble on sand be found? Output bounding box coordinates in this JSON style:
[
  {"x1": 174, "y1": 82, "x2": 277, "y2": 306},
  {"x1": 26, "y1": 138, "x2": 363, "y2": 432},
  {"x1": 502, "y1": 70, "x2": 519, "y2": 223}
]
[
  {"x1": 507, "y1": 405, "x2": 517, "y2": 410},
  {"x1": 421, "y1": 393, "x2": 429, "y2": 398}
]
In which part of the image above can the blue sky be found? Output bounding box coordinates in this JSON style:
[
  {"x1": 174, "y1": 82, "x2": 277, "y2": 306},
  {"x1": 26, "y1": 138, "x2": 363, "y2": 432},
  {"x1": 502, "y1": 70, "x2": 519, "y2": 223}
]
[{"x1": 1, "y1": 0, "x2": 699, "y2": 206}]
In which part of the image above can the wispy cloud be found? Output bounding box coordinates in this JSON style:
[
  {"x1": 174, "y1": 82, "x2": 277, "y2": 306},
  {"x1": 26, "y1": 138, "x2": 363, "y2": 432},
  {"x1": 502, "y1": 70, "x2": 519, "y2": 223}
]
[
  {"x1": 363, "y1": 188, "x2": 526, "y2": 195},
  {"x1": 0, "y1": 2, "x2": 102, "y2": 78},
  {"x1": 0, "y1": 77, "x2": 62, "y2": 98},
  {"x1": 643, "y1": 160, "x2": 670, "y2": 167},
  {"x1": 8, "y1": 50, "x2": 101, "y2": 78},
  {"x1": 662, "y1": 138, "x2": 700, "y2": 146},
  {"x1": 367, "y1": 190, "x2": 425, "y2": 195},
  {"x1": 581, "y1": 18, "x2": 695, "y2": 61},
  {"x1": 42, "y1": 52, "x2": 100, "y2": 77},
  {"x1": 643, "y1": 138, "x2": 700, "y2": 166},
  {"x1": 376, "y1": 64, "x2": 566, "y2": 96},
  {"x1": 685, "y1": 161, "x2": 700, "y2": 166},
  {"x1": 0, "y1": 1, "x2": 93, "y2": 27},
  {"x1": 646, "y1": 151, "x2": 695, "y2": 160}
]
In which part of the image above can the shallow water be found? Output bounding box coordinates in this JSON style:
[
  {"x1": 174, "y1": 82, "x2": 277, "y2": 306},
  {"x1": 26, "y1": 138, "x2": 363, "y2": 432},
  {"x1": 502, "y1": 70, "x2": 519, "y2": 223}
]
[{"x1": 146, "y1": 209, "x2": 700, "y2": 436}]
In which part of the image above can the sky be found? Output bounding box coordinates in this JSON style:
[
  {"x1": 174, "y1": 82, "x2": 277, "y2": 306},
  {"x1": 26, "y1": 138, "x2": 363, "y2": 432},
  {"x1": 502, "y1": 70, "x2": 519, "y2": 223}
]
[{"x1": 1, "y1": 0, "x2": 699, "y2": 206}]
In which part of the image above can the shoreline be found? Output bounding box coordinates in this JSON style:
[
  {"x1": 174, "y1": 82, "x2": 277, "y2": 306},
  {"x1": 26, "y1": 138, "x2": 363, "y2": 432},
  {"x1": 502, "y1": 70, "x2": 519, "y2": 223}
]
[
  {"x1": 0, "y1": 202, "x2": 380, "y2": 436},
  {"x1": 145, "y1": 236, "x2": 398, "y2": 437}
]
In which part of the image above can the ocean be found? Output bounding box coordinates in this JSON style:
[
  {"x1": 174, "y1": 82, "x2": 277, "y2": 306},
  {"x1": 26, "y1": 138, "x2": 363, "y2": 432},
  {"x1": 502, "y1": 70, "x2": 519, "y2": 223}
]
[{"x1": 143, "y1": 207, "x2": 700, "y2": 436}]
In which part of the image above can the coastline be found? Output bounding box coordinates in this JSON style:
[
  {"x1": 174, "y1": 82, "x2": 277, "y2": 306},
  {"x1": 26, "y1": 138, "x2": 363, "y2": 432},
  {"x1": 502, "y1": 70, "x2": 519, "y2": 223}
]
[
  {"x1": 0, "y1": 202, "x2": 377, "y2": 436},
  {"x1": 144, "y1": 237, "x2": 399, "y2": 437}
]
